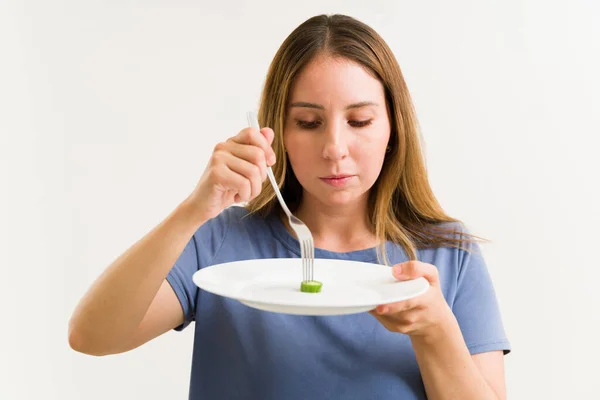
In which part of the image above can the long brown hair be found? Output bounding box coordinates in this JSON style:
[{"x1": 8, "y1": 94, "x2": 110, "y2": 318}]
[{"x1": 246, "y1": 14, "x2": 481, "y2": 264}]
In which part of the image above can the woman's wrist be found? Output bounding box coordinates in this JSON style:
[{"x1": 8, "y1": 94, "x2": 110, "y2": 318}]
[
  {"x1": 409, "y1": 305, "x2": 461, "y2": 348},
  {"x1": 176, "y1": 196, "x2": 212, "y2": 232}
]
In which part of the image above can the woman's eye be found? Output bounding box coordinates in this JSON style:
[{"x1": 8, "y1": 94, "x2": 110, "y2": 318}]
[
  {"x1": 349, "y1": 119, "x2": 373, "y2": 128},
  {"x1": 295, "y1": 119, "x2": 373, "y2": 129},
  {"x1": 296, "y1": 120, "x2": 321, "y2": 129}
]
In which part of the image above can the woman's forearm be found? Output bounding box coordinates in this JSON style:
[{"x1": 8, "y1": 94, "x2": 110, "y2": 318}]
[
  {"x1": 410, "y1": 317, "x2": 500, "y2": 400},
  {"x1": 68, "y1": 199, "x2": 207, "y2": 355}
]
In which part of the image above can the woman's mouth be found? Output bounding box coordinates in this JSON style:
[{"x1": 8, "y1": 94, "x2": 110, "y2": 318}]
[{"x1": 319, "y1": 175, "x2": 354, "y2": 187}]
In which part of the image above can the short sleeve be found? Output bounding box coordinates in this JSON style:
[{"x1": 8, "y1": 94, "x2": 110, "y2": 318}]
[
  {"x1": 452, "y1": 241, "x2": 511, "y2": 355},
  {"x1": 165, "y1": 207, "x2": 232, "y2": 331}
]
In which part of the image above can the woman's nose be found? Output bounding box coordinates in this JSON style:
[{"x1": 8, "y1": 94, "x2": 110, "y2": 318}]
[{"x1": 321, "y1": 122, "x2": 349, "y2": 161}]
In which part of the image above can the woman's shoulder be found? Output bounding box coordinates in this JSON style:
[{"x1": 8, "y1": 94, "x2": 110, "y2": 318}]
[
  {"x1": 419, "y1": 219, "x2": 482, "y2": 253},
  {"x1": 221, "y1": 205, "x2": 270, "y2": 227},
  {"x1": 217, "y1": 204, "x2": 251, "y2": 221},
  {"x1": 414, "y1": 220, "x2": 486, "y2": 276},
  {"x1": 194, "y1": 205, "x2": 272, "y2": 241},
  {"x1": 189, "y1": 205, "x2": 278, "y2": 266}
]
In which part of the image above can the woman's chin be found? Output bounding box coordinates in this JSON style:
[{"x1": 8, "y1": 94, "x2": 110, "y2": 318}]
[{"x1": 316, "y1": 192, "x2": 365, "y2": 208}]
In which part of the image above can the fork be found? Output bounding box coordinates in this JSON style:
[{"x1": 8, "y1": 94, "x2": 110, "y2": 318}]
[{"x1": 246, "y1": 111, "x2": 315, "y2": 283}]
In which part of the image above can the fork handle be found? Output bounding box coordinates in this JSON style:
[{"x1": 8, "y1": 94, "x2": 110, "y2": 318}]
[
  {"x1": 266, "y1": 167, "x2": 293, "y2": 217},
  {"x1": 247, "y1": 111, "x2": 293, "y2": 218}
]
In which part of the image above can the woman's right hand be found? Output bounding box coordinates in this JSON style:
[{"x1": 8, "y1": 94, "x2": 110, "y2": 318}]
[
  {"x1": 186, "y1": 126, "x2": 277, "y2": 222},
  {"x1": 68, "y1": 126, "x2": 277, "y2": 356}
]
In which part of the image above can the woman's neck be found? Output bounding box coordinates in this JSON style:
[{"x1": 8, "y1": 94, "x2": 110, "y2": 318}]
[{"x1": 282, "y1": 195, "x2": 378, "y2": 253}]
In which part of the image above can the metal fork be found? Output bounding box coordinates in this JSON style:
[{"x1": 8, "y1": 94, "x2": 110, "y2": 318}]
[{"x1": 246, "y1": 111, "x2": 315, "y2": 282}]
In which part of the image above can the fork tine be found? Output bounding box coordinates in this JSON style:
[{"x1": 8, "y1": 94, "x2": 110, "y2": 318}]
[
  {"x1": 304, "y1": 239, "x2": 309, "y2": 282},
  {"x1": 300, "y1": 245, "x2": 303, "y2": 281},
  {"x1": 302, "y1": 238, "x2": 311, "y2": 282},
  {"x1": 308, "y1": 239, "x2": 312, "y2": 281},
  {"x1": 306, "y1": 240, "x2": 311, "y2": 281},
  {"x1": 312, "y1": 239, "x2": 315, "y2": 280},
  {"x1": 311, "y1": 241, "x2": 314, "y2": 281},
  {"x1": 301, "y1": 240, "x2": 306, "y2": 282},
  {"x1": 303, "y1": 243, "x2": 307, "y2": 282},
  {"x1": 310, "y1": 239, "x2": 314, "y2": 281},
  {"x1": 308, "y1": 241, "x2": 311, "y2": 280},
  {"x1": 305, "y1": 239, "x2": 309, "y2": 281}
]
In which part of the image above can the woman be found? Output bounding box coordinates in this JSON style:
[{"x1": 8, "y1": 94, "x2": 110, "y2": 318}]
[{"x1": 69, "y1": 14, "x2": 510, "y2": 399}]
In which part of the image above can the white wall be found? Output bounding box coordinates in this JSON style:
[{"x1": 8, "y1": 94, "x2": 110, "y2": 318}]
[{"x1": 1, "y1": 0, "x2": 599, "y2": 398}]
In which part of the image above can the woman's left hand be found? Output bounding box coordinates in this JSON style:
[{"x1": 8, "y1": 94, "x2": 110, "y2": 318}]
[{"x1": 369, "y1": 261, "x2": 456, "y2": 340}]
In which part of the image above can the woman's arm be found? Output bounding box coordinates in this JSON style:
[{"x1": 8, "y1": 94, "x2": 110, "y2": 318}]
[
  {"x1": 68, "y1": 125, "x2": 277, "y2": 356},
  {"x1": 411, "y1": 318, "x2": 506, "y2": 400},
  {"x1": 370, "y1": 260, "x2": 507, "y2": 400},
  {"x1": 68, "y1": 199, "x2": 207, "y2": 356}
]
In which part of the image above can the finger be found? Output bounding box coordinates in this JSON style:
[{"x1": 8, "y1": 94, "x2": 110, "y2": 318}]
[
  {"x1": 220, "y1": 152, "x2": 263, "y2": 200},
  {"x1": 373, "y1": 298, "x2": 419, "y2": 315},
  {"x1": 213, "y1": 164, "x2": 252, "y2": 202},
  {"x1": 260, "y1": 127, "x2": 277, "y2": 165},
  {"x1": 369, "y1": 311, "x2": 395, "y2": 331},
  {"x1": 226, "y1": 142, "x2": 267, "y2": 182},
  {"x1": 369, "y1": 310, "x2": 418, "y2": 335},
  {"x1": 392, "y1": 260, "x2": 440, "y2": 286},
  {"x1": 232, "y1": 128, "x2": 276, "y2": 166}
]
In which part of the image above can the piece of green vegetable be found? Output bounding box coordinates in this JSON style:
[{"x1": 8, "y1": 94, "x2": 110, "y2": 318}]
[{"x1": 300, "y1": 280, "x2": 323, "y2": 293}]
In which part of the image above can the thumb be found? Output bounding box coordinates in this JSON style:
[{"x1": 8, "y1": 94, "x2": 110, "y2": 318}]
[
  {"x1": 260, "y1": 128, "x2": 276, "y2": 165},
  {"x1": 260, "y1": 127, "x2": 275, "y2": 145},
  {"x1": 392, "y1": 261, "x2": 440, "y2": 286}
]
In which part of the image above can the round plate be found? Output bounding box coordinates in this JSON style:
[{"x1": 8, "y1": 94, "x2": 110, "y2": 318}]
[{"x1": 192, "y1": 258, "x2": 430, "y2": 316}]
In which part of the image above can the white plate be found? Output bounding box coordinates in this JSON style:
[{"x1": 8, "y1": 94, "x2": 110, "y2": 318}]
[{"x1": 193, "y1": 258, "x2": 430, "y2": 316}]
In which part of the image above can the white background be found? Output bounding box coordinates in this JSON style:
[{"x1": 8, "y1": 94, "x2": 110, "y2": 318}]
[{"x1": 1, "y1": 0, "x2": 599, "y2": 399}]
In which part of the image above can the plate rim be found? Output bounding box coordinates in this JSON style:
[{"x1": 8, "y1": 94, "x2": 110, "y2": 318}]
[{"x1": 192, "y1": 257, "x2": 430, "y2": 310}]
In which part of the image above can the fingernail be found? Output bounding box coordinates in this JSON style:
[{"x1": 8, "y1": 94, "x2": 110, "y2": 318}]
[
  {"x1": 378, "y1": 306, "x2": 388, "y2": 314},
  {"x1": 393, "y1": 265, "x2": 403, "y2": 277}
]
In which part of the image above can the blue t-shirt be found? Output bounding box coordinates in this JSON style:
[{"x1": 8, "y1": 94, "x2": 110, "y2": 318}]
[{"x1": 166, "y1": 206, "x2": 510, "y2": 399}]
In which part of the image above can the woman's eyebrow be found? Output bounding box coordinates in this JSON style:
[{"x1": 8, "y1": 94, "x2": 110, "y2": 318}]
[
  {"x1": 289, "y1": 101, "x2": 379, "y2": 110},
  {"x1": 289, "y1": 101, "x2": 324, "y2": 110},
  {"x1": 345, "y1": 101, "x2": 379, "y2": 110}
]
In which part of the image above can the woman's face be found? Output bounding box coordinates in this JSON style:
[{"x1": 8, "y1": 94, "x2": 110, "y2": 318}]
[{"x1": 284, "y1": 55, "x2": 391, "y2": 209}]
